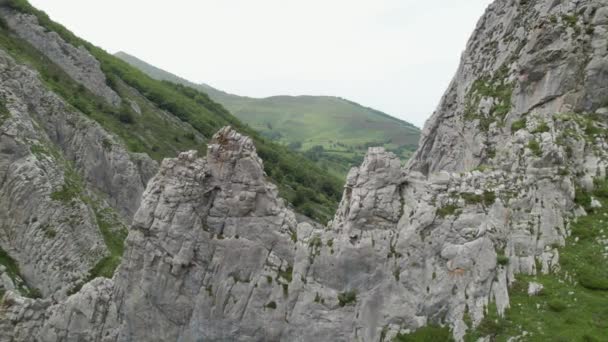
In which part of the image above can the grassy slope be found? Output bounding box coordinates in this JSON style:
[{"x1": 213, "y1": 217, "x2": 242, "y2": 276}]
[
  {"x1": 115, "y1": 52, "x2": 421, "y2": 178},
  {"x1": 1, "y1": 0, "x2": 342, "y2": 224},
  {"x1": 464, "y1": 180, "x2": 608, "y2": 341}
]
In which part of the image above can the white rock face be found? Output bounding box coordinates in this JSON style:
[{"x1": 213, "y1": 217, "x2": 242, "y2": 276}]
[
  {"x1": 0, "y1": 39, "x2": 155, "y2": 297},
  {"x1": 0, "y1": 8, "x2": 122, "y2": 107},
  {"x1": 409, "y1": 0, "x2": 608, "y2": 175},
  {"x1": 4, "y1": 0, "x2": 608, "y2": 341},
  {"x1": 527, "y1": 282, "x2": 544, "y2": 296}
]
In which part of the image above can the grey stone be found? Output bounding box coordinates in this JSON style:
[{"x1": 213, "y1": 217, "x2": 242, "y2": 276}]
[
  {"x1": 527, "y1": 282, "x2": 544, "y2": 296},
  {"x1": 0, "y1": 9, "x2": 122, "y2": 107},
  {"x1": 5, "y1": 0, "x2": 608, "y2": 341}
]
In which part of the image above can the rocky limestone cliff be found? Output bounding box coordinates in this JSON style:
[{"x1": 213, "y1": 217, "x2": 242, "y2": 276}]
[
  {"x1": 0, "y1": 7, "x2": 122, "y2": 107},
  {"x1": 410, "y1": 0, "x2": 608, "y2": 175},
  {"x1": 3, "y1": 0, "x2": 608, "y2": 341},
  {"x1": 3, "y1": 113, "x2": 607, "y2": 341},
  {"x1": 0, "y1": 32, "x2": 156, "y2": 298}
]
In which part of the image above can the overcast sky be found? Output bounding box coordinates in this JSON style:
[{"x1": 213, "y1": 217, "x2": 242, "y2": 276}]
[{"x1": 30, "y1": 0, "x2": 492, "y2": 128}]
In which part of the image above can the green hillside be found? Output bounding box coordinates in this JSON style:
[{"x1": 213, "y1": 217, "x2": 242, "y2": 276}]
[
  {"x1": 1, "y1": 0, "x2": 342, "y2": 223},
  {"x1": 115, "y1": 52, "x2": 421, "y2": 178}
]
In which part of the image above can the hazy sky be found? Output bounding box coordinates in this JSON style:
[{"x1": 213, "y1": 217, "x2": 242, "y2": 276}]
[{"x1": 30, "y1": 0, "x2": 492, "y2": 128}]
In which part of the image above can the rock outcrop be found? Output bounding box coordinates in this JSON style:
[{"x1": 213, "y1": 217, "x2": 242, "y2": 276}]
[
  {"x1": 0, "y1": 36, "x2": 155, "y2": 298},
  {"x1": 0, "y1": 8, "x2": 122, "y2": 107},
  {"x1": 409, "y1": 0, "x2": 608, "y2": 175},
  {"x1": 3, "y1": 0, "x2": 608, "y2": 341}
]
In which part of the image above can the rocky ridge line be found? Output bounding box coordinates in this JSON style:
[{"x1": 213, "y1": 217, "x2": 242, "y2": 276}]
[{"x1": 3, "y1": 0, "x2": 608, "y2": 341}]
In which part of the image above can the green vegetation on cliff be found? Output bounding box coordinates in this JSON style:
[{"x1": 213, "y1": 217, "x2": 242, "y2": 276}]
[
  {"x1": 115, "y1": 51, "x2": 421, "y2": 179},
  {"x1": 466, "y1": 179, "x2": 608, "y2": 341},
  {"x1": 1, "y1": 0, "x2": 342, "y2": 223}
]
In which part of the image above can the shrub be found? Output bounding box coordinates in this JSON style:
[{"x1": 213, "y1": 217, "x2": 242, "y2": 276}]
[
  {"x1": 461, "y1": 193, "x2": 482, "y2": 204},
  {"x1": 512, "y1": 119, "x2": 527, "y2": 132},
  {"x1": 308, "y1": 235, "x2": 322, "y2": 249},
  {"x1": 475, "y1": 316, "x2": 508, "y2": 337},
  {"x1": 462, "y1": 191, "x2": 496, "y2": 206},
  {"x1": 50, "y1": 183, "x2": 80, "y2": 203},
  {"x1": 497, "y1": 255, "x2": 510, "y2": 266},
  {"x1": 265, "y1": 301, "x2": 277, "y2": 309},
  {"x1": 531, "y1": 121, "x2": 550, "y2": 134},
  {"x1": 593, "y1": 179, "x2": 608, "y2": 199},
  {"x1": 483, "y1": 191, "x2": 496, "y2": 205},
  {"x1": 118, "y1": 110, "x2": 135, "y2": 124},
  {"x1": 278, "y1": 266, "x2": 293, "y2": 283},
  {"x1": 574, "y1": 187, "x2": 592, "y2": 211},
  {"x1": 578, "y1": 267, "x2": 608, "y2": 291},
  {"x1": 437, "y1": 204, "x2": 459, "y2": 218},
  {"x1": 527, "y1": 139, "x2": 542, "y2": 156},
  {"x1": 26, "y1": 287, "x2": 42, "y2": 299},
  {"x1": 338, "y1": 290, "x2": 357, "y2": 307},
  {"x1": 88, "y1": 255, "x2": 121, "y2": 279},
  {"x1": 548, "y1": 299, "x2": 567, "y2": 312}
]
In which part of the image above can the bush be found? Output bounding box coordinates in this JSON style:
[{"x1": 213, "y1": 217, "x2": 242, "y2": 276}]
[
  {"x1": 511, "y1": 118, "x2": 527, "y2": 132},
  {"x1": 531, "y1": 121, "x2": 550, "y2": 134},
  {"x1": 437, "y1": 204, "x2": 460, "y2": 218},
  {"x1": 461, "y1": 191, "x2": 496, "y2": 206},
  {"x1": 548, "y1": 299, "x2": 567, "y2": 312},
  {"x1": 394, "y1": 325, "x2": 454, "y2": 342},
  {"x1": 527, "y1": 139, "x2": 542, "y2": 156},
  {"x1": 288, "y1": 141, "x2": 302, "y2": 150},
  {"x1": 475, "y1": 316, "x2": 508, "y2": 337},
  {"x1": 50, "y1": 183, "x2": 80, "y2": 203},
  {"x1": 497, "y1": 255, "x2": 510, "y2": 266},
  {"x1": 26, "y1": 287, "x2": 42, "y2": 299},
  {"x1": 574, "y1": 187, "x2": 592, "y2": 210},
  {"x1": 338, "y1": 290, "x2": 357, "y2": 307},
  {"x1": 265, "y1": 301, "x2": 277, "y2": 309},
  {"x1": 578, "y1": 267, "x2": 608, "y2": 291},
  {"x1": 117, "y1": 107, "x2": 135, "y2": 124}
]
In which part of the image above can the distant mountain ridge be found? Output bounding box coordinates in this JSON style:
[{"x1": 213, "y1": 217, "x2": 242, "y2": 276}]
[{"x1": 115, "y1": 51, "x2": 421, "y2": 178}]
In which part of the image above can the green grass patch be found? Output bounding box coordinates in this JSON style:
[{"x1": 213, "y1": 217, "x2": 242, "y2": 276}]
[
  {"x1": 49, "y1": 163, "x2": 83, "y2": 204},
  {"x1": 437, "y1": 204, "x2": 460, "y2": 218},
  {"x1": 0, "y1": 247, "x2": 21, "y2": 284},
  {"x1": 464, "y1": 64, "x2": 513, "y2": 132},
  {"x1": 115, "y1": 52, "x2": 420, "y2": 179},
  {"x1": 461, "y1": 191, "x2": 496, "y2": 207},
  {"x1": 0, "y1": 246, "x2": 40, "y2": 298},
  {"x1": 338, "y1": 290, "x2": 357, "y2": 307},
  {"x1": 88, "y1": 206, "x2": 128, "y2": 279},
  {"x1": 496, "y1": 254, "x2": 510, "y2": 266},
  {"x1": 511, "y1": 118, "x2": 527, "y2": 132},
  {"x1": 527, "y1": 139, "x2": 542, "y2": 157},
  {"x1": 531, "y1": 121, "x2": 550, "y2": 134},
  {"x1": 466, "y1": 178, "x2": 608, "y2": 341},
  {"x1": 277, "y1": 265, "x2": 293, "y2": 283}
]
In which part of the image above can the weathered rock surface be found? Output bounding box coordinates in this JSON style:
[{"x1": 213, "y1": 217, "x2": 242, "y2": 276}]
[
  {"x1": 4, "y1": 0, "x2": 608, "y2": 341},
  {"x1": 0, "y1": 48, "x2": 107, "y2": 299},
  {"x1": 410, "y1": 0, "x2": 608, "y2": 175},
  {"x1": 0, "y1": 39, "x2": 155, "y2": 298},
  {"x1": 0, "y1": 8, "x2": 122, "y2": 107},
  {"x1": 4, "y1": 114, "x2": 606, "y2": 341}
]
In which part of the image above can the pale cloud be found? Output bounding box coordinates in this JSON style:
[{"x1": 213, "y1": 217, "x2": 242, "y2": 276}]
[{"x1": 29, "y1": 0, "x2": 493, "y2": 127}]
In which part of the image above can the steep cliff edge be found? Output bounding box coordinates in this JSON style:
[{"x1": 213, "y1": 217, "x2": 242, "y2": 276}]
[
  {"x1": 2, "y1": 0, "x2": 608, "y2": 341},
  {"x1": 409, "y1": 0, "x2": 608, "y2": 175},
  {"x1": 3, "y1": 111, "x2": 606, "y2": 341},
  {"x1": 0, "y1": 44, "x2": 153, "y2": 299}
]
